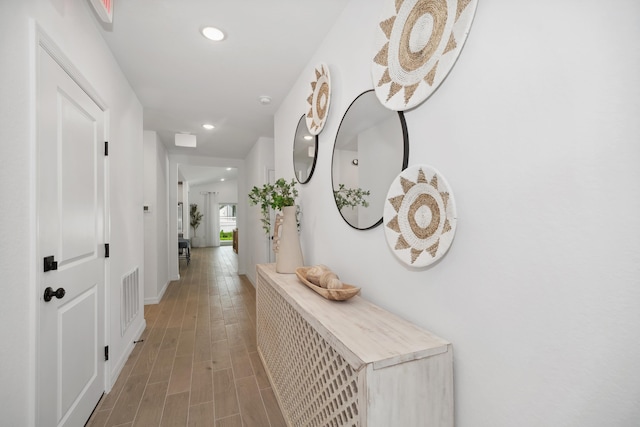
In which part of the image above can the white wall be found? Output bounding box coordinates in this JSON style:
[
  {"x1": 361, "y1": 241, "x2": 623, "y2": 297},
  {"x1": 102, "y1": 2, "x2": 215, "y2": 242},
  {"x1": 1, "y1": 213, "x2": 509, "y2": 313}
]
[
  {"x1": 143, "y1": 132, "x2": 159, "y2": 302},
  {"x1": 244, "y1": 137, "x2": 275, "y2": 285},
  {"x1": 273, "y1": 0, "x2": 640, "y2": 425},
  {"x1": 143, "y1": 131, "x2": 170, "y2": 304},
  {"x1": 0, "y1": 1, "x2": 145, "y2": 424},
  {"x1": 333, "y1": 148, "x2": 359, "y2": 225},
  {"x1": 358, "y1": 114, "x2": 399, "y2": 227},
  {"x1": 156, "y1": 140, "x2": 169, "y2": 302},
  {"x1": 190, "y1": 179, "x2": 238, "y2": 206}
]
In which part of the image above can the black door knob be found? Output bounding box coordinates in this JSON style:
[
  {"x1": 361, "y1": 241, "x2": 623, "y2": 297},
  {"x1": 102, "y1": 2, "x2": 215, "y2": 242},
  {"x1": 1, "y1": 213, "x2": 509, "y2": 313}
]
[{"x1": 44, "y1": 287, "x2": 66, "y2": 302}]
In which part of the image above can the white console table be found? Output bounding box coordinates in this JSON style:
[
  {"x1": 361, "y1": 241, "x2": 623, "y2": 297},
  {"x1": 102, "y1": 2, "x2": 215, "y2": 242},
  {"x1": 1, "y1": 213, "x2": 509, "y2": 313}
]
[{"x1": 256, "y1": 263, "x2": 453, "y2": 427}]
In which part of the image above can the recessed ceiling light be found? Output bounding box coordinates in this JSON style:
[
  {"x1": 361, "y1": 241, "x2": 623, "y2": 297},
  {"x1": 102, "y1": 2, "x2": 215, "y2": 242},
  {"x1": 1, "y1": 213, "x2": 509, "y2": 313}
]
[
  {"x1": 226, "y1": 167, "x2": 232, "y2": 171},
  {"x1": 258, "y1": 95, "x2": 271, "y2": 105},
  {"x1": 202, "y1": 124, "x2": 215, "y2": 130},
  {"x1": 303, "y1": 135, "x2": 313, "y2": 141},
  {"x1": 202, "y1": 26, "x2": 225, "y2": 41},
  {"x1": 220, "y1": 178, "x2": 225, "y2": 182}
]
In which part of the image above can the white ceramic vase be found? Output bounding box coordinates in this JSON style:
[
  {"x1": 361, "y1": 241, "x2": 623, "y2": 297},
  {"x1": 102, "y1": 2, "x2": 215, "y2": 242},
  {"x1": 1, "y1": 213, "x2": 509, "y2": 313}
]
[{"x1": 273, "y1": 205, "x2": 304, "y2": 273}]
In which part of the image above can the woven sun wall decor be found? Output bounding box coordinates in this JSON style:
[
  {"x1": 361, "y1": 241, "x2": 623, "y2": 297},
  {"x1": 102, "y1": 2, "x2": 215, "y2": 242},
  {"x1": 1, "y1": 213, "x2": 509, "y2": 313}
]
[
  {"x1": 372, "y1": 0, "x2": 478, "y2": 111},
  {"x1": 384, "y1": 164, "x2": 457, "y2": 267},
  {"x1": 305, "y1": 63, "x2": 331, "y2": 135}
]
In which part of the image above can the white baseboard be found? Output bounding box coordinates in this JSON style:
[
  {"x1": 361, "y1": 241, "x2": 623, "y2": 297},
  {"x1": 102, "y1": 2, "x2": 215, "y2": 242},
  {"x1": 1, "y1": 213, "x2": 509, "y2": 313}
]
[
  {"x1": 245, "y1": 270, "x2": 257, "y2": 288},
  {"x1": 144, "y1": 279, "x2": 170, "y2": 305},
  {"x1": 106, "y1": 319, "x2": 146, "y2": 392}
]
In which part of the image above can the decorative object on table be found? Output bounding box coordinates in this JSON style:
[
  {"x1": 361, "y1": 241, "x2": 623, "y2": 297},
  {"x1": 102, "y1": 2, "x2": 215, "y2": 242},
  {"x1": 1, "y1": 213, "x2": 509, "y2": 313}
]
[
  {"x1": 384, "y1": 164, "x2": 457, "y2": 267},
  {"x1": 304, "y1": 264, "x2": 343, "y2": 289},
  {"x1": 333, "y1": 184, "x2": 371, "y2": 211},
  {"x1": 372, "y1": 0, "x2": 478, "y2": 110},
  {"x1": 248, "y1": 178, "x2": 304, "y2": 273},
  {"x1": 190, "y1": 204, "x2": 203, "y2": 247},
  {"x1": 305, "y1": 63, "x2": 331, "y2": 135},
  {"x1": 295, "y1": 266, "x2": 361, "y2": 301},
  {"x1": 272, "y1": 206, "x2": 304, "y2": 273}
]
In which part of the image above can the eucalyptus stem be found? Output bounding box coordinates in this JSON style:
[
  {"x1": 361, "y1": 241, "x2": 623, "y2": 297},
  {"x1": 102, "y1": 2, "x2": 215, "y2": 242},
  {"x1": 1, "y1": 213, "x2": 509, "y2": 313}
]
[
  {"x1": 248, "y1": 178, "x2": 298, "y2": 234},
  {"x1": 333, "y1": 184, "x2": 370, "y2": 211}
]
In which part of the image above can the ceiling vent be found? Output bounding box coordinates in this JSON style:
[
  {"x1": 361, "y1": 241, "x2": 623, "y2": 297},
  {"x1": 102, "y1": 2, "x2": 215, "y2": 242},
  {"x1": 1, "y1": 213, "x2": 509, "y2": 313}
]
[{"x1": 175, "y1": 133, "x2": 196, "y2": 147}]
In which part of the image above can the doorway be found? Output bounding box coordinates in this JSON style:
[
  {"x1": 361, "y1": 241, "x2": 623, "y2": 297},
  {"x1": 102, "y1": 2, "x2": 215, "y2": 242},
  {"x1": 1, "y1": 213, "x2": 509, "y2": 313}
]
[
  {"x1": 219, "y1": 203, "x2": 237, "y2": 246},
  {"x1": 176, "y1": 165, "x2": 239, "y2": 268}
]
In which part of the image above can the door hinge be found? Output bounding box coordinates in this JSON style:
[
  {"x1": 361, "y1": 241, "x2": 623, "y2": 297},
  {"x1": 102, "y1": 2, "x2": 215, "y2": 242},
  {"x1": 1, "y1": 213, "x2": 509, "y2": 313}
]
[
  {"x1": 104, "y1": 141, "x2": 108, "y2": 156},
  {"x1": 104, "y1": 243, "x2": 110, "y2": 258},
  {"x1": 104, "y1": 345, "x2": 109, "y2": 361}
]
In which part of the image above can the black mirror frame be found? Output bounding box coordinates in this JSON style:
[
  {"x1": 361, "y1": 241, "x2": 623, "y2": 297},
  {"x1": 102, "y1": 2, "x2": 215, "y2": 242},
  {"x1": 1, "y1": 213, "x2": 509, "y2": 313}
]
[
  {"x1": 331, "y1": 90, "x2": 409, "y2": 230},
  {"x1": 293, "y1": 114, "x2": 318, "y2": 185}
]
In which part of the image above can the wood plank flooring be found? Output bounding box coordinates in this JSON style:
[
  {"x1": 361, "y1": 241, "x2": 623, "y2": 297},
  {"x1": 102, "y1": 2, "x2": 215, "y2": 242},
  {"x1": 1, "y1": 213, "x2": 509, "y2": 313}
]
[{"x1": 87, "y1": 246, "x2": 286, "y2": 427}]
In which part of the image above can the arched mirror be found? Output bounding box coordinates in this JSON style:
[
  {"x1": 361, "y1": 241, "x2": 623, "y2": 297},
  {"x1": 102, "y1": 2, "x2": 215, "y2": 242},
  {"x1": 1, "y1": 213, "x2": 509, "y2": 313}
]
[
  {"x1": 331, "y1": 90, "x2": 408, "y2": 230},
  {"x1": 293, "y1": 114, "x2": 318, "y2": 184}
]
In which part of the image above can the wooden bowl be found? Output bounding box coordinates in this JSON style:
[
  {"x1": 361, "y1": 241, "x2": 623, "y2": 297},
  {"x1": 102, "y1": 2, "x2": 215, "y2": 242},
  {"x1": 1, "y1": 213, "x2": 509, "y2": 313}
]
[{"x1": 295, "y1": 267, "x2": 361, "y2": 301}]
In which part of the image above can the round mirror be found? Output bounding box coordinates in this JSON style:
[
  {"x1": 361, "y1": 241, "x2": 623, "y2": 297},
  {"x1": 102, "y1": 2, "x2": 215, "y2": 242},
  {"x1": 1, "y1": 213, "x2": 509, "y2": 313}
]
[
  {"x1": 331, "y1": 90, "x2": 408, "y2": 230},
  {"x1": 293, "y1": 114, "x2": 318, "y2": 184}
]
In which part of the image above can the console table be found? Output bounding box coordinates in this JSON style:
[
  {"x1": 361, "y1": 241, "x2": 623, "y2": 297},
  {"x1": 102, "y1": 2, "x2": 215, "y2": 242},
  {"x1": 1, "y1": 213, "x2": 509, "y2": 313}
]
[{"x1": 256, "y1": 263, "x2": 453, "y2": 427}]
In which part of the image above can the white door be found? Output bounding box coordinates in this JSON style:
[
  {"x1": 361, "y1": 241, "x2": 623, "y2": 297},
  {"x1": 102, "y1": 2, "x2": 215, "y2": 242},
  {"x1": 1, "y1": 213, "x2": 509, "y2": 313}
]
[{"x1": 37, "y1": 45, "x2": 106, "y2": 427}]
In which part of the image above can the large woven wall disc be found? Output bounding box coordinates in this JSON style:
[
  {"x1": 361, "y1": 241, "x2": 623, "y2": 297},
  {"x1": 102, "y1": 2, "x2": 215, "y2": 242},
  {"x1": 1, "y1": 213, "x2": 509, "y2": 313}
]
[
  {"x1": 372, "y1": 0, "x2": 478, "y2": 111},
  {"x1": 384, "y1": 165, "x2": 457, "y2": 267},
  {"x1": 305, "y1": 63, "x2": 331, "y2": 135}
]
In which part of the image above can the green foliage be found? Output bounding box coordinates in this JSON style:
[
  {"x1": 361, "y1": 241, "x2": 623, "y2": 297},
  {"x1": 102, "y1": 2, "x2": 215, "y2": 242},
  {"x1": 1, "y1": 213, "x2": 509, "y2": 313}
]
[
  {"x1": 219, "y1": 230, "x2": 233, "y2": 241},
  {"x1": 248, "y1": 178, "x2": 298, "y2": 234},
  {"x1": 333, "y1": 184, "x2": 371, "y2": 211},
  {"x1": 190, "y1": 204, "x2": 203, "y2": 237}
]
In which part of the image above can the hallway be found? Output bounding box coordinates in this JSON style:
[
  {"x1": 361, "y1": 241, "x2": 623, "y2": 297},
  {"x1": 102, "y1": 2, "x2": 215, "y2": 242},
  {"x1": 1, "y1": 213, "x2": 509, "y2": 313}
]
[{"x1": 87, "y1": 247, "x2": 286, "y2": 427}]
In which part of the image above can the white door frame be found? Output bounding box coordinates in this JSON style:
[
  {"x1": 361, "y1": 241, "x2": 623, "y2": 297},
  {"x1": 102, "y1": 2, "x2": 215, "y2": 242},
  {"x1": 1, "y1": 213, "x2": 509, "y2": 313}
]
[
  {"x1": 267, "y1": 168, "x2": 276, "y2": 263},
  {"x1": 33, "y1": 25, "x2": 112, "y2": 423}
]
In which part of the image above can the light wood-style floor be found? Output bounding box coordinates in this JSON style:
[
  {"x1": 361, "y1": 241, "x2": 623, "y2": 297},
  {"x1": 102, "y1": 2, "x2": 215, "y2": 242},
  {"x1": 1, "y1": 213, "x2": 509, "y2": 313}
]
[{"x1": 87, "y1": 246, "x2": 286, "y2": 427}]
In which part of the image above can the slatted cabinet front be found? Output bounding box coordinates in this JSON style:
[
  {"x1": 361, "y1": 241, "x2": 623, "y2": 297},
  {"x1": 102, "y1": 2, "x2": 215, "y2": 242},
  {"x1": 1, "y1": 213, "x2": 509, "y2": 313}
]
[{"x1": 256, "y1": 263, "x2": 454, "y2": 427}]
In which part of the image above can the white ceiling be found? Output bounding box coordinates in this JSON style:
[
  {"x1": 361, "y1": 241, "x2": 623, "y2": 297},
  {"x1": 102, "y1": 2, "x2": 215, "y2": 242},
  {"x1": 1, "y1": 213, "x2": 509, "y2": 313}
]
[{"x1": 96, "y1": 0, "x2": 349, "y2": 163}]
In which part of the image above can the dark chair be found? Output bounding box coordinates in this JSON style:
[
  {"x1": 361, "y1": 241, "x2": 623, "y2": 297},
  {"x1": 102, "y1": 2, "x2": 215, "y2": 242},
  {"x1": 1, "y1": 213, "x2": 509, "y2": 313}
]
[{"x1": 178, "y1": 238, "x2": 190, "y2": 265}]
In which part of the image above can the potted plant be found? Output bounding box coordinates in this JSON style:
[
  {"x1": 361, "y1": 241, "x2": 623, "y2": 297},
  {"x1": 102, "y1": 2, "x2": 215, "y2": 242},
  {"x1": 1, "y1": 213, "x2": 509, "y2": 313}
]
[
  {"x1": 248, "y1": 178, "x2": 298, "y2": 234},
  {"x1": 190, "y1": 203, "x2": 203, "y2": 247},
  {"x1": 248, "y1": 178, "x2": 303, "y2": 272}
]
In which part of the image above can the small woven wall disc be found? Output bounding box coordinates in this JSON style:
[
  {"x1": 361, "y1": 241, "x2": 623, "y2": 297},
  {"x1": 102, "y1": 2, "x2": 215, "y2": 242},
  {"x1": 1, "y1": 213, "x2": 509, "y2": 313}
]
[
  {"x1": 384, "y1": 164, "x2": 457, "y2": 267},
  {"x1": 372, "y1": 0, "x2": 478, "y2": 110},
  {"x1": 305, "y1": 63, "x2": 331, "y2": 135}
]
